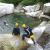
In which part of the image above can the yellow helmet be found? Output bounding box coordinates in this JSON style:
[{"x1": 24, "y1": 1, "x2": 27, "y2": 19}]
[
  {"x1": 22, "y1": 24, "x2": 26, "y2": 28},
  {"x1": 15, "y1": 23, "x2": 19, "y2": 27}
]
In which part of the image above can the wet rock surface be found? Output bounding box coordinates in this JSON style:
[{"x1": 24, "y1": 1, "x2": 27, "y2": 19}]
[
  {"x1": 44, "y1": 42, "x2": 50, "y2": 50},
  {"x1": 0, "y1": 14, "x2": 15, "y2": 34},
  {"x1": 37, "y1": 32, "x2": 50, "y2": 48}
]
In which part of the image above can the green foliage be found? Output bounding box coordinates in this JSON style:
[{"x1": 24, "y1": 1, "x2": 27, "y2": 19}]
[
  {"x1": 21, "y1": 0, "x2": 36, "y2": 6},
  {"x1": 21, "y1": 0, "x2": 50, "y2": 6},
  {"x1": 0, "y1": 0, "x2": 23, "y2": 6},
  {"x1": 0, "y1": 0, "x2": 50, "y2": 6}
]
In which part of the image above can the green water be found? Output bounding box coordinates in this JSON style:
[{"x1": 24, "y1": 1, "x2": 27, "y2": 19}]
[
  {"x1": 0, "y1": 13, "x2": 41, "y2": 34},
  {"x1": 13, "y1": 13, "x2": 42, "y2": 28}
]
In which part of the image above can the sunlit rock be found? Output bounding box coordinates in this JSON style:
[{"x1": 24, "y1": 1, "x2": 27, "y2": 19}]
[
  {"x1": 25, "y1": 10, "x2": 42, "y2": 17},
  {"x1": 43, "y1": 3, "x2": 50, "y2": 14},
  {"x1": 0, "y1": 3, "x2": 14, "y2": 17},
  {"x1": 23, "y1": 4, "x2": 40, "y2": 13},
  {"x1": 32, "y1": 21, "x2": 47, "y2": 41},
  {"x1": 24, "y1": 37, "x2": 34, "y2": 45}
]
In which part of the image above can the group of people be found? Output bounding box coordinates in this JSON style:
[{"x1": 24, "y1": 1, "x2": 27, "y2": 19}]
[{"x1": 12, "y1": 23, "x2": 36, "y2": 44}]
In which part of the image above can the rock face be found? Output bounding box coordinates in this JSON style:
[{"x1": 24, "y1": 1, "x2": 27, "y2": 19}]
[
  {"x1": 23, "y1": 4, "x2": 40, "y2": 13},
  {"x1": 25, "y1": 10, "x2": 42, "y2": 17},
  {"x1": 0, "y1": 3, "x2": 14, "y2": 17},
  {"x1": 22, "y1": 3, "x2": 50, "y2": 19},
  {"x1": 43, "y1": 3, "x2": 50, "y2": 14},
  {"x1": 32, "y1": 21, "x2": 47, "y2": 41}
]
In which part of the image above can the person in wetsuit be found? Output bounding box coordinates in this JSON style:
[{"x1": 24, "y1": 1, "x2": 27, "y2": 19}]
[
  {"x1": 12, "y1": 23, "x2": 20, "y2": 36},
  {"x1": 22, "y1": 24, "x2": 36, "y2": 44},
  {"x1": 22, "y1": 24, "x2": 33, "y2": 38}
]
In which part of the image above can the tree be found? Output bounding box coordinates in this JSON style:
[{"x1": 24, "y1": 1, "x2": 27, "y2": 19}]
[
  {"x1": 21, "y1": 0, "x2": 36, "y2": 6},
  {"x1": 21, "y1": 0, "x2": 50, "y2": 6},
  {"x1": 0, "y1": 0, "x2": 23, "y2": 6}
]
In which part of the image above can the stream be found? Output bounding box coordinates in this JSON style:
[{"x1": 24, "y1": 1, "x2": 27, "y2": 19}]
[{"x1": 0, "y1": 13, "x2": 50, "y2": 50}]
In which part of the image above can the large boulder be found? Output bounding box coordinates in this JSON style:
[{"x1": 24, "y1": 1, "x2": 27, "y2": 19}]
[
  {"x1": 43, "y1": 3, "x2": 50, "y2": 15},
  {"x1": 0, "y1": 3, "x2": 14, "y2": 17},
  {"x1": 23, "y1": 4, "x2": 40, "y2": 13},
  {"x1": 25, "y1": 10, "x2": 42, "y2": 18},
  {"x1": 32, "y1": 21, "x2": 47, "y2": 41}
]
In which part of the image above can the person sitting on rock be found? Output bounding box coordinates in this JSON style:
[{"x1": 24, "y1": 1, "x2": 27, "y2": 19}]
[
  {"x1": 12, "y1": 23, "x2": 20, "y2": 36},
  {"x1": 22, "y1": 24, "x2": 36, "y2": 44},
  {"x1": 12, "y1": 23, "x2": 30, "y2": 50},
  {"x1": 22, "y1": 24, "x2": 33, "y2": 37}
]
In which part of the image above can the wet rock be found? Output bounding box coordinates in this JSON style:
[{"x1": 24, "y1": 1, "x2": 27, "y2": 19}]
[{"x1": 3, "y1": 21, "x2": 8, "y2": 26}]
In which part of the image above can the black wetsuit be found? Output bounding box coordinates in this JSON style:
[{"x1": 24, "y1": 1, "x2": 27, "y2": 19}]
[
  {"x1": 12, "y1": 28, "x2": 20, "y2": 35},
  {"x1": 24, "y1": 27, "x2": 33, "y2": 37}
]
